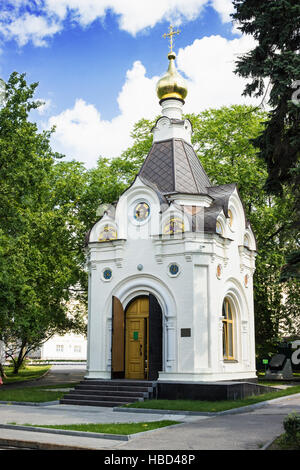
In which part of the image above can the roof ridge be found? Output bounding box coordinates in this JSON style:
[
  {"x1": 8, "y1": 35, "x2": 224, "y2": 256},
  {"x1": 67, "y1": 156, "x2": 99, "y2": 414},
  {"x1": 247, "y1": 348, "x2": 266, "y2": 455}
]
[
  {"x1": 180, "y1": 138, "x2": 200, "y2": 193},
  {"x1": 138, "y1": 138, "x2": 211, "y2": 196}
]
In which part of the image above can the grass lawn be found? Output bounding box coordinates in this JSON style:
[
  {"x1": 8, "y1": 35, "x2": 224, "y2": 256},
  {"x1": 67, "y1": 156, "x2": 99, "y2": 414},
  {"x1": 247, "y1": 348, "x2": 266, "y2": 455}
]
[
  {"x1": 0, "y1": 384, "x2": 72, "y2": 403},
  {"x1": 123, "y1": 385, "x2": 300, "y2": 413},
  {"x1": 3, "y1": 365, "x2": 51, "y2": 384},
  {"x1": 22, "y1": 421, "x2": 180, "y2": 435}
]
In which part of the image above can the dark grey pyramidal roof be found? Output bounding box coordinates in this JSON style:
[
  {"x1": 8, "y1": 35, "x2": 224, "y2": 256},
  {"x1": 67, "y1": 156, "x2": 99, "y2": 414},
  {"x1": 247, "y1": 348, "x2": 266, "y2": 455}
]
[{"x1": 138, "y1": 138, "x2": 211, "y2": 195}]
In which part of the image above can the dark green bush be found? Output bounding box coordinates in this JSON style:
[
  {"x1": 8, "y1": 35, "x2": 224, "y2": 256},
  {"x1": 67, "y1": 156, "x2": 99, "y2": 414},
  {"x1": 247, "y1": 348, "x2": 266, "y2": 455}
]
[{"x1": 283, "y1": 413, "x2": 300, "y2": 442}]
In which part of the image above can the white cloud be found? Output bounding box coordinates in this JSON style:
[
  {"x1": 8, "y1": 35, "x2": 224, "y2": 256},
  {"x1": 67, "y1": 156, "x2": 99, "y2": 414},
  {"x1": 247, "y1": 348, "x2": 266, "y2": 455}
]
[
  {"x1": 0, "y1": 12, "x2": 61, "y2": 47},
  {"x1": 47, "y1": 61, "x2": 160, "y2": 167},
  {"x1": 36, "y1": 98, "x2": 52, "y2": 115},
  {"x1": 47, "y1": 34, "x2": 259, "y2": 168},
  {"x1": 210, "y1": 0, "x2": 235, "y2": 23},
  {"x1": 44, "y1": 0, "x2": 208, "y2": 34},
  {"x1": 0, "y1": 0, "x2": 235, "y2": 46},
  {"x1": 177, "y1": 34, "x2": 258, "y2": 111}
]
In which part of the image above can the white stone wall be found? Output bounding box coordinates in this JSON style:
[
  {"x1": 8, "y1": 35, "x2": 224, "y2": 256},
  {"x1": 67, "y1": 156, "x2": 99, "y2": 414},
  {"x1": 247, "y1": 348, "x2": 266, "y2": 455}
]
[
  {"x1": 86, "y1": 178, "x2": 257, "y2": 382},
  {"x1": 40, "y1": 333, "x2": 87, "y2": 360}
]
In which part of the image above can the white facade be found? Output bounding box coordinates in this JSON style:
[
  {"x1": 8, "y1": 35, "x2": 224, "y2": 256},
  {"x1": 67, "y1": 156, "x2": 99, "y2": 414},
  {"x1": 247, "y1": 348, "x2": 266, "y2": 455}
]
[
  {"x1": 85, "y1": 63, "x2": 257, "y2": 384},
  {"x1": 40, "y1": 333, "x2": 87, "y2": 361},
  {"x1": 85, "y1": 177, "x2": 257, "y2": 382}
]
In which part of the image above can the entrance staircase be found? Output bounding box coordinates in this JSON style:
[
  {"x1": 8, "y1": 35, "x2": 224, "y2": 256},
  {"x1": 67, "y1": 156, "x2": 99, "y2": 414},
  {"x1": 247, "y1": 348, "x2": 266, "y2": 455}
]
[{"x1": 59, "y1": 380, "x2": 157, "y2": 407}]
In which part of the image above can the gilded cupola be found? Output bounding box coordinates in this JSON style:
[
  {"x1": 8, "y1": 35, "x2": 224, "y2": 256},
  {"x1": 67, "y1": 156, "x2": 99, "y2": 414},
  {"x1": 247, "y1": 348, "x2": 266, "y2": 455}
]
[
  {"x1": 156, "y1": 25, "x2": 188, "y2": 103},
  {"x1": 156, "y1": 51, "x2": 188, "y2": 102}
]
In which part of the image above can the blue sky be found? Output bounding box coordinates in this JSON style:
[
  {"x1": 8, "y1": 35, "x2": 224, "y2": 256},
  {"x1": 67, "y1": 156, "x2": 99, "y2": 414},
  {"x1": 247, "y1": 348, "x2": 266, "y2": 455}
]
[{"x1": 0, "y1": 1, "x2": 258, "y2": 168}]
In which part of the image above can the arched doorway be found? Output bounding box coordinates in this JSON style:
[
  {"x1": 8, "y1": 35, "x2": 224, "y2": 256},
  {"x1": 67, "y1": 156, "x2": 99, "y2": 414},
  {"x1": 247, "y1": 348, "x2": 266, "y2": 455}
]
[{"x1": 111, "y1": 294, "x2": 162, "y2": 380}]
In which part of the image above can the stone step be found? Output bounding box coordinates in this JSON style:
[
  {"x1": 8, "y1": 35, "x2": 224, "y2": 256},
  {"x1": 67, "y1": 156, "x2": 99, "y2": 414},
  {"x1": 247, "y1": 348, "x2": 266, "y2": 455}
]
[
  {"x1": 82, "y1": 380, "x2": 155, "y2": 387},
  {"x1": 65, "y1": 393, "x2": 141, "y2": 403},
  {"x1": 75, "y1": 384, "x2": 152, "y2": 393},
  {"x1": 60, "y1": 379, "x2": 157, "y2": 407},
  {"x1": 71, "y1": 389, "x2": 147, "y2": 398},
  {"x1": 60, "y1": 398, "x2": 127, "y2": 407}
]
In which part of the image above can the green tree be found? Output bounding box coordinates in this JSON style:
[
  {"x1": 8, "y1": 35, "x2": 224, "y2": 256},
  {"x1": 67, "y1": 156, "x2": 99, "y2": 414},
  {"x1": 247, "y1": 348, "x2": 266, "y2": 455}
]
[
  {"x1": 0, "y1": 73, "x2": 86, "y2": 374},
  {"x1": 232, "y1": 0, "x2": 300, "y2": 281}
]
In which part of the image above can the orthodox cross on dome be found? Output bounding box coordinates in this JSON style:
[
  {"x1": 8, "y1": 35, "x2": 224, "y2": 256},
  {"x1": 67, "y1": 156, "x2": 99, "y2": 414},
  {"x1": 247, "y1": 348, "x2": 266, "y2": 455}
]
[{"x1": 163, "y1": 24, "x2": 181, "y2": 54}]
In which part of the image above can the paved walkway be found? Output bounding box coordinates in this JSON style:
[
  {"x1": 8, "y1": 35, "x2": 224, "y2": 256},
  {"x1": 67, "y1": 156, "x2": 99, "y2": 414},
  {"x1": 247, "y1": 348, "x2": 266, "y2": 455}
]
[
  {"x1": 117, "y1": 394, "x2": 300, "y2": 450},
  {"x1": 0, "y1": 394, "x2": 299, "y2": 450},
  {"x1": 1, "y1": 365, "x2": 300, "y2": 450}
]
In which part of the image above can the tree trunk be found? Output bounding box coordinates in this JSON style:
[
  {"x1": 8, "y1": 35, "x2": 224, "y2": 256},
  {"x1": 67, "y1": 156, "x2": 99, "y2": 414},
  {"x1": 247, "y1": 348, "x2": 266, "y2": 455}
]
[
  {"x1": 13, "y1": 345, "x2": 27, "y2": 374},
  {"x1": 0, "y1": 363, "x2": 7, "y2": 379}
]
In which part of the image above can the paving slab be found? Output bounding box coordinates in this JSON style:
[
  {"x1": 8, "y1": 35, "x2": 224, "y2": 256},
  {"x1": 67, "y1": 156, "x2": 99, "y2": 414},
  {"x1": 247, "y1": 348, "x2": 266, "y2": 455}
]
[
  {"x1": 116, "y1": 394, "x2": 300, "y2": 451},
  {"x1": 0, "y1": 427, "x2": 123, "y2": 450},
  {"x1": 0, "y1": 402, "x2": 204, "y2": 426}
]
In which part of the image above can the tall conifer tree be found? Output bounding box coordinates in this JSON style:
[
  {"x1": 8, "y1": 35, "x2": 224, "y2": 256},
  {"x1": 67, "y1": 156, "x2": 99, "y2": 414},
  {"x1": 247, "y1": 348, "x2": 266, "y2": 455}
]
[{"x1": 232, "y1": 0, "x2": 300, "y2": 280}]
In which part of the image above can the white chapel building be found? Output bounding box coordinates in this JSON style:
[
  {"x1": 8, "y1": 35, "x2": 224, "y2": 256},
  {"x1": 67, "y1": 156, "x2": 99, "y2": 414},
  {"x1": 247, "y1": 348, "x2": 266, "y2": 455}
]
[{"x1": 84, "y1": 44, "x2": 257, "y2": 386}]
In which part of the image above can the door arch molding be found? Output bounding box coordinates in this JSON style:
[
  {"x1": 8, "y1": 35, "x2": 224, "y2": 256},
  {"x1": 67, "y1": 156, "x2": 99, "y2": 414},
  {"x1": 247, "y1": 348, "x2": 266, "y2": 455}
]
[
  {"x1": 111, "y1": 274, "x2": 176, "y2": 320},
  {"x1": 110, "y1": 274, "x2": 177, "y2": 379}
]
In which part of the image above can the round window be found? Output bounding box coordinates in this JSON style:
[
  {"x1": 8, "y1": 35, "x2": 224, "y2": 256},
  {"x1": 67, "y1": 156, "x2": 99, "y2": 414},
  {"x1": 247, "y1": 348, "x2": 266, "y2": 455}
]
[{"x1": 134, "y1": 202, "x2": 150, "y2": 221}]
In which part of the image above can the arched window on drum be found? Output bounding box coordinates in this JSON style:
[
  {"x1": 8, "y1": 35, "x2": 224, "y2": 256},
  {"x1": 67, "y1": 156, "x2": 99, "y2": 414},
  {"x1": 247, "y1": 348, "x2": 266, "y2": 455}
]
[{"x1": 222, "y1": 298, "x2": 235, "y2": 361}]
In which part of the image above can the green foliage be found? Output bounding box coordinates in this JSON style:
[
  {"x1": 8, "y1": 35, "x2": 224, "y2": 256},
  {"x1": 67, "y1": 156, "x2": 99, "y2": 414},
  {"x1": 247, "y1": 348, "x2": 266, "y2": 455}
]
[
  {"x1": 0, "y1": 73, "x2": 87, "y2": 373},
  {"x1": 232, "y1": 0, "x2": 300, "y2": 281},
  {"x1": 283, "y1": 412, "x2": 300, "y2": 444},
  {"x1": 188, "y1": 106, "x2": 268, "y2": 209},
  {"x1": 7, "y1": 357, "x2": 30, "y2": 370}
]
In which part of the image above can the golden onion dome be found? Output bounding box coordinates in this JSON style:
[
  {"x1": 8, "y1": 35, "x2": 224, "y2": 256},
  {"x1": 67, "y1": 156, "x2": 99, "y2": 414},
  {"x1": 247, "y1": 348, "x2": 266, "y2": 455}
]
[{"x1": 156, "y1": 51, "x2": 188, "y2": 102}]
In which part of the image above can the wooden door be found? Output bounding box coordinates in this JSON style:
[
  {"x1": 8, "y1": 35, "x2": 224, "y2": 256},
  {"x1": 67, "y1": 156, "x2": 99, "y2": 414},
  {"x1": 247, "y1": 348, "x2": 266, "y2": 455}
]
[
  {"x1": 125, "y1": 297, "x2": 149, "y2": 380},
  {"x1": 148, "y1": 294, "x2": 163, "y2": 380},
  {"x1": 111, "y1": 296, "x2": 125, "y2": 378}
]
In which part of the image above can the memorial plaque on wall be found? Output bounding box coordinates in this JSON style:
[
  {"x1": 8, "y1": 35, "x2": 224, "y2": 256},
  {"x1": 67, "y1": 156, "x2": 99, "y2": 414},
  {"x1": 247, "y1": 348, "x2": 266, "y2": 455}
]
[{"x1": 181, "y1": 328, "x2": 191, "y2": 337}]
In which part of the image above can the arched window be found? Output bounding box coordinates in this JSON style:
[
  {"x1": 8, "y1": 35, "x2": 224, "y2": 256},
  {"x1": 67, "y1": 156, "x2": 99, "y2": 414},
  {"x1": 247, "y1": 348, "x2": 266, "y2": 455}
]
[
  {"x1": 222, "y1": 298, "x2": 235, "y2": 360},
  {"x1": 244, "y1": 234, "x2": 250, "y2": 248},
  {"x1": 163, "y1": 216, "x2": 185, "y2": 235},
  {"x1": 228, "y1": 209, "x2": 233, "y2": 228},
  {"x1": 216, "y1": 221, "x2": 223, "y2": 235}
]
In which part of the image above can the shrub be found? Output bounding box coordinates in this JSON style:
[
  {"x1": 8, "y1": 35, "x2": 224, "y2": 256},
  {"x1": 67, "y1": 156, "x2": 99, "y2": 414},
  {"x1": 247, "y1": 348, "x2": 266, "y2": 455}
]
[
  {"x1": 283, "y1": 413, "x2": 300, "y2": 443},
  {"x1": 7, "y1": 357, "x2": 30, "y2": 371}
]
